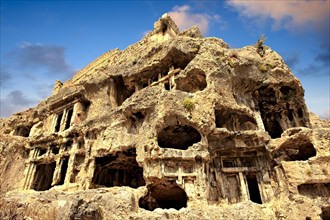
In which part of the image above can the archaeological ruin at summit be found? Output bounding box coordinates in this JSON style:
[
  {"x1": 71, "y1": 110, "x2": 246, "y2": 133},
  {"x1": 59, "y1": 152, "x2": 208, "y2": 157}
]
[{"x1": 0, "y1": 14, "x2": 329, "y2": 220}]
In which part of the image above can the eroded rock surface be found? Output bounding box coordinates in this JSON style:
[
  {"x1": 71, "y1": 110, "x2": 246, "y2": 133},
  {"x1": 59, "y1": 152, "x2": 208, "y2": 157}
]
[{"x1": 1, "y1": 14, "x2": 329, "y2": 220}]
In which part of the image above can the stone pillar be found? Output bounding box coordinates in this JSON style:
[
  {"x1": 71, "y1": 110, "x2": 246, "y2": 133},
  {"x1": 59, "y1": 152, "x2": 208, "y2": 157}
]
[
  {"x1": 73, "y1": 102, "x2": 85, "y2": 125},
  {"x1": 84, "y1": 158, "x2": 95, "y2": 190},
  {"x1": 134, "y1": 84, "x2": 141, "y2": 92},
  {"x1": 239, "y1": 172, "x2": 249, "y2": 202},
  {"x1": 65, "y1": 142, "x2": 78, "y2": 184},
  {"x1": 159, "y1": 162, "x2": 164, "y2": 175},
  {"x1": 23, "y1": 148, "x2": 39, "y2": 189},
  {"x1": 255, "y1": 111, "x2": 265, "y2": 130},
  {"x1": 109, "y1": 79, "x2": 118, "y2": 108},
  {"x1": 216, "y1": 171, "x2": 225, "y2": 198},
  {"x1": 45, "y1": 114, "x2": 56, "y2": 135},
  {"x1": 177, "y1": 166, "x2": 183, "y2": 185},
  {"x1": 169, "y1": 75, "x2": 175, "y2": 90},
  {"x1": 25, "y1": 164, "x2": 37, "y2": 190},
  {"x1": 52, "y1": 158, "x2": 62, "y2": 186}
]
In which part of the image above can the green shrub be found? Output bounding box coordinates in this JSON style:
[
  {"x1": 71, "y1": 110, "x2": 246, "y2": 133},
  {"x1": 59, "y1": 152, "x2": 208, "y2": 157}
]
[
  {"x1": 256, "y1": 34, "x2": 267, "y2": 49},
  {"x1": 183, "y1": 98, "x2": 195, "y2": 111}
]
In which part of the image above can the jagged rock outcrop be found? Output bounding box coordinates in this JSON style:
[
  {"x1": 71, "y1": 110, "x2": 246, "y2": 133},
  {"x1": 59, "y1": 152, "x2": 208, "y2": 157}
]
[{"x1": 0, "y1": 14, "x2": 329, "y2": 220}]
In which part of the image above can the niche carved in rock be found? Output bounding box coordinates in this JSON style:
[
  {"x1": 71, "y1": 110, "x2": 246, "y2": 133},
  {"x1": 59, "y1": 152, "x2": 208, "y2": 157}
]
[
  {"x1": 139, "y1": 180, "x2": 188, "y2": 211},
  {"x1": 157, "y1": 125, "x2": 201, "y2": 150},
  {"x1": 92, "y1": 148, "x2": 145, "y2": 188},
  {"x1": 274, "y1": 140, "x2": 316, "y2": 162},
  {"x1": 175, "y1": 68, "x2": 207, "y2": 93},
  {"x1": 215, "y1": 109, "x2": 257, "y2": 131}
]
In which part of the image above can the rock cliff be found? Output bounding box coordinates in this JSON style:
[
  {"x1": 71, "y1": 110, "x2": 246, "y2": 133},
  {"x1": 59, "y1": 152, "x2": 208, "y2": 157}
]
[{"x1": 0, "y1": 14, "x2": 329, "y2": 220}]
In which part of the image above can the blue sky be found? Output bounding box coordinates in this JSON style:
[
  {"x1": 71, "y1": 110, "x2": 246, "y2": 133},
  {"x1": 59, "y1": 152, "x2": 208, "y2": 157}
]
[{"x1": 1, "y1": 0, "x2": 329, "y2": 119}]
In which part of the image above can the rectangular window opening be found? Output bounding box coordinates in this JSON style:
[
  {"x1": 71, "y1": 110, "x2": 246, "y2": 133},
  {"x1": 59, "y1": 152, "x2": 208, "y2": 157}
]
[
  {"x1": 55, "y1": 112, "x2": 63, "y2": 132},
  {"x1": 39, "y1": 148, "x2": 47, "y2": 156},
  {"x1": 65, "y1": 108, "x2": 74, "y2": 130},
  {"x1": 164, "y1": 81, "x2": 170, "y2": 90},
  {"x1": 223, "y1": 159, "x2": 236, "y2": 168},
  {"x1": 57, "y1": 157, "x2": 69, "y2": 185},
  {"x1": 51, "y1": 145, "x2": 59, "y2": 155}
]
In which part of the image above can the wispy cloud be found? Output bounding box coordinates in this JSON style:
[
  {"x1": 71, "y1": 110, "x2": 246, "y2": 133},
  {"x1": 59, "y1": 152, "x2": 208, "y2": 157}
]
[
  {"x1": 8, "y1": 42, "x2": 74, "y2": 77},
  {"x1": 226, "y1": 0, "x2": 330, "y2": 31},
  {"x1": 314, "y1": 34, "x2": 330, "y2": 68},
  {"x1": 0, "y1": 90, "x2": 38, "y2": 118},
  {"x1": 0, "y1": 67, "x2": 11, "y2": 87},
  {"x1": 168, "y1": 5, "x2": 224, "y2": 34},
  {"x1": 298, "y1": 36, "x2": 329, "y2": 76},
  {"x1": 1, "y1": 42, "x2": 75, "y2": 117},
  {"x1": 298, "y1": 62, "x2": 329, "y2": 76},
  {"x1": 283, "y1": 52, "x2": 300, "y2": 70}
]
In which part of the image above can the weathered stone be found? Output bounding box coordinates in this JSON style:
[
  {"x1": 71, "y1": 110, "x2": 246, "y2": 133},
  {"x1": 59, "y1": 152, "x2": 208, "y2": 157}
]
[{"x1": 0, "y1": 14, "x2": 329, "y2": 220}]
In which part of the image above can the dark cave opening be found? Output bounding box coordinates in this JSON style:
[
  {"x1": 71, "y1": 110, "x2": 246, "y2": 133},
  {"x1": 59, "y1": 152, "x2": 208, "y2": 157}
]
[
  {"x1": 14, "y1": 126, "x2": 31, "y2": 137},
  {"x1": 109, "y1": 76, "x2": 135, "y2": 107},
  {"x1": 157, "y1": 125, "x2": 201, "y2": 150},
  {"x1": 276, "y1": 141, "x2": 316, "y2": 161},
  {"x1": 31, "y1": 162, "x2": 56, "y2": 191},
  {"x1": 139, "y1": 180, "x2": 188, "y2": 211},
  {"x1": 261, "y1": 112, "x2": 283, "y2": 139},
  {"x1": 215, "y1": 109, "x2": 257, "y2": 131},
  {"x1": 128, "y1": 112, "x2": 145, "y2": 134},
  {"x1": 321, "y1": 206, "x2": 330, "y2": 220},
  {"x1": 92, "y1": 148, "x2": 145, "y2": 188},
  {"x1": 298, "y1": 183, "x2": 330, "y2": 198},
  {"x1": 290, "y1": 142, "x2": 316, "y2": 161}
]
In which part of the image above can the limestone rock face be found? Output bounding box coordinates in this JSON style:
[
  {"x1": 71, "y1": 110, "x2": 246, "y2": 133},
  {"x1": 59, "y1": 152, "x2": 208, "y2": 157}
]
[{"x1": 0, "y1": 14, "x2": 329, "y2": 220}]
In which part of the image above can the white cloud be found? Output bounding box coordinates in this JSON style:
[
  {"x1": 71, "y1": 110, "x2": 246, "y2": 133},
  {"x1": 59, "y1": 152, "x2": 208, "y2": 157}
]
[
  {"x1": 168, "y1": 5, "x2": 222, "y2": 34},
  {"x1": 227, "y1": 0, "x2": 330, "y2": 30}
]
